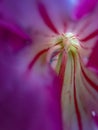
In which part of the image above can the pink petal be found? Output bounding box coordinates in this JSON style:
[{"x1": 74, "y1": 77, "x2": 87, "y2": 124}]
[
  {"x1": 0, "y1": 19, "x2": 31, "y2": 53},
  {"x1": 37, "y1": 1, "x2": 58, "y2": 34},
  {"x1": 61, "y1": 50, "x2": 98, "y2": 130},
  {"x1": 0, "y1": 47, "x2": 62, "y2": 130},
  {"x1": 66, "y1": 0, "x2": 98, "y2": 20},
  {"x1": 0, "y1": 0, "x2": 70, "y2": 41},
  {"x1": 36, "y1": 0, "x2": 70, "y2": 34},
  {"x1": 67, "y1": 3, "x2": 98, "y2": 68},
  {"x1": 0, "y1": 0, "x2": 50, "y2": 36},
  {"x1": 0, "y1": 0, "x2": 64, "y2": 37},
  {"x1": 0, "y1": 12, "x2": 62, "y2": 129},
  {"x1": 87, "y1": 40, "x2": 98, "y2": 71}
]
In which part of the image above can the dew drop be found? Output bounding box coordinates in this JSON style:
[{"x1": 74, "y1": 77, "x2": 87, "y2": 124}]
[{"x1": 92, "y1": 110, "x2": 96, "y2": 117}]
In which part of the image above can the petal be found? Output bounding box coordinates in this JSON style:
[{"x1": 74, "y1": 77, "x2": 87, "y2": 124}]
[
  {"x1": 87, "y1": 40, "x2": 98, "y2": 72},
  {"x1": 0, "y1": 18, "x2": 31, "y2": 53},
  {"x1": 76, "y1": 4, "x2": 98, "y2": 69},
  {"x1": 0, "y1": 0, "x2": 72, "y2": 35},
  {"x1": 0, "y1": 47, "x2": 62, "y2": 130},
  {"x1": 36, "y1": 0, "x2": 70, "y2": 34},
  {"x1": 61, "y1": 51, "x2": 98, "y2": 130},
  {"x1": 66, "y1": 0, "x2": 98, "y2": 20},
  {"x1": 0, "y1": 0, "x2": 51, "y2": 36},
  {"x1": 67, "y1": 3, "x2": 98, "y2": 66}
]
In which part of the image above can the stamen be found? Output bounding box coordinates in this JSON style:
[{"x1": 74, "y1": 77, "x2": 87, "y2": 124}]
[
  {"x1": 49, "y1": 32, "x2": 80, "y2": 71},
  {"x1": 62, "y1": 32, "x2": 80, "y2": 53}
]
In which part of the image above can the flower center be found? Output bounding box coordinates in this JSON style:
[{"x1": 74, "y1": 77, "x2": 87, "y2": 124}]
[
  {"x1": 49, "y1": 32, "x2": 80, "y2": 70},
  {"x1": 62, "y1": 32, "x2": 80, "y2": 53},
  {"x1": 51, "y1": 32, "x2": 80, "y2": 54}
]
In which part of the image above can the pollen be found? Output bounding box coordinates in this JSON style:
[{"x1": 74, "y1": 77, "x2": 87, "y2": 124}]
[
  {"x1": 62, "y1": 32, "x2": 80, "y2": 53},
  {"x1": 49, "y1": 32, "x2": 80, "y2": 69},
  {"x1": 51, "y1": 32, "x2": 80, "y2": 54}
]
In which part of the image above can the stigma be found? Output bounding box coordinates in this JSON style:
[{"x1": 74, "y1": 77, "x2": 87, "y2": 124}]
[
  {"x1": 51, "y1": 32, "x2": 80, "y2": 55},
  {"x1": 62, "y1": 32, "x2": 80, "y2": 53},
  {"x1": 48, "y1": 32, "x2": 81, "y2": 71}
]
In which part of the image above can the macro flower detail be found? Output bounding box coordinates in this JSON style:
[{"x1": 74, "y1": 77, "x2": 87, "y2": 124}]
[
  {"x1": 31, "y1": 30, "x2": 98, "y2": 130},
  {"x1": 0, "y1": 0, "x2": 98, "y2": 130},
  {"x1": 34, "y1": 1, "x2": 98, "y2": 130}
]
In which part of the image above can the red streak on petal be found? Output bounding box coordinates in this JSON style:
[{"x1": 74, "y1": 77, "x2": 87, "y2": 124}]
[
  {"x1": 58, "y1": 51, "x2": 67, "y2": 93},
  {"x1": 37, "y1": 2, "x2": 58, "y2": 34},
  {"x1": 74, "y1": 87, "x2": 83, "y2": 130},
  {"x1": 82, "y1": 75, "x2": 98, "y2": 102},
  {"x1": 81, "y1": 67, "x2": 98, "y2": 126},
  {"x1": 81, "y1": 65, "x2": 98, "y2": 92},
  {"x1": 80, "y1": 30, "x2": 98, "y2": 42},
  {"x1": 73, "y1": 54, "x2": 83, "y2": 130},
  {"x1": 63, "y1": 21, "x2": 67, "y2": 33},
  {"x1": 28, "y1": 48, "x2": 49, "y2": 70}
]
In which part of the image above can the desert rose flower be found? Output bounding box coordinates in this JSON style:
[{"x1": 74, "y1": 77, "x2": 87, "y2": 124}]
[{"x1": 0, "y1": 0, "x2": 98, "y2": 130}]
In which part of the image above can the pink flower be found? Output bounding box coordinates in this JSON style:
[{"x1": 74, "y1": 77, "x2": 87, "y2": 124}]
[{"x1": 0, "y1": 0, "x2": 98, "y2": 130}]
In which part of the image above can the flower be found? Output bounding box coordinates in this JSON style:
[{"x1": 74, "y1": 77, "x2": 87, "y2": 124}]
[
  {"x1": 30, "y1": 1, "x2": 98, "y2": 130},
  {"x1": 0, "y1": 0, "x2": 98, "y2": 130}
]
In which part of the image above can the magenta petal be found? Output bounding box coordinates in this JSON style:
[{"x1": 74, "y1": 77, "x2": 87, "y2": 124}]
[
  {"x1": 67, "y1": 0, "x2": 98, "y2": 20},
  {"x1": 37, "y1": 1, "x2": 58, "y2": 34},
  {"x1": 87, "y1": 40, "x2": 98, "y2": 71},
  {"x1": 0, "y1": 48, "x2": 62, "y2": 130},
  {"x1": 0, "y1": 19, "x2": 31, "y2": 52}
]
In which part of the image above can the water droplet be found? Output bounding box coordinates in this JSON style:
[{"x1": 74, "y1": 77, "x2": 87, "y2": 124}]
[{"x1": 92, "y1": 111, "x2": 96, "y2": 117}]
